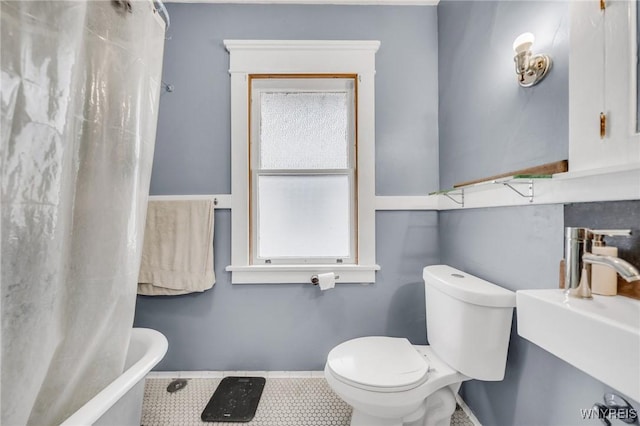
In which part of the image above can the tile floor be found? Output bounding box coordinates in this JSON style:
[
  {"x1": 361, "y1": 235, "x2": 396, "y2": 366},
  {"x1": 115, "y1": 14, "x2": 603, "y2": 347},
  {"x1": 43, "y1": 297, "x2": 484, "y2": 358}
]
[{"x1": 141, "y1": 376, "x2": 476, "y2": 426}]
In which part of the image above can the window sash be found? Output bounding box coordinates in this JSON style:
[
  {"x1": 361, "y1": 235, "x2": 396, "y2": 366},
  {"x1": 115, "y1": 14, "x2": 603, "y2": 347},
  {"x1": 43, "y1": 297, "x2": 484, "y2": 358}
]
[
  {"x1": 258, "y1": 91, "x2": 352, "y2": 170},
  {"x1": 250, "y1": 76, "x2": 357, "y2": 265},
  {"x1": 252, "y1": 170, "x2": 356, "y2": 264}
]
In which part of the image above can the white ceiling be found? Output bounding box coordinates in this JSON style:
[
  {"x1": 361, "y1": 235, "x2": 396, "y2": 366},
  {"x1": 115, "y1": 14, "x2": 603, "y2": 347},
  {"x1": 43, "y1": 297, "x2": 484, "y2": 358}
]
[{"x1": 166, "y1": 0, "x2": 438, "y2": 5}]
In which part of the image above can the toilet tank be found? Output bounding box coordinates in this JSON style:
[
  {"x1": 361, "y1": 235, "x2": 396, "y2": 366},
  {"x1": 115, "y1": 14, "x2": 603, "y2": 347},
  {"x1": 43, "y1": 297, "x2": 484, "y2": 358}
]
[{"x1": 423, "y1": 265, "x2": 516, "y2": 381}]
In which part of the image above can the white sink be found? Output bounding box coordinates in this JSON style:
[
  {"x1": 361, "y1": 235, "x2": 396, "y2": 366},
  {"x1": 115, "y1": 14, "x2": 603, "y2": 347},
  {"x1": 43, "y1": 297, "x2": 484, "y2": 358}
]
[{"x1": 516, "y1": 289, "x2": 640, "y2": 401}]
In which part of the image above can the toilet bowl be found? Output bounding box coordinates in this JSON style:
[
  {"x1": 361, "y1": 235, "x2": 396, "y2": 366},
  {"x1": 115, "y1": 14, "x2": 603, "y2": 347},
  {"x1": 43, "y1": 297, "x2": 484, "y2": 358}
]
[
  {"x1": 325, "y1": 339, "x2": 466, "y2": 426},
  {"x1": 324, "y1": 265, "x2": 516, "y2": 426}
]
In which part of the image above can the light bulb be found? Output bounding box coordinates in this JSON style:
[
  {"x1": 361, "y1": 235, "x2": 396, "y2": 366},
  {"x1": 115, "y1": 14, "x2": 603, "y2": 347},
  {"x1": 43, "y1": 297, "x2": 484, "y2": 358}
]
[{"x1": 513, "y1": 32, "x2": 535, "y2": 54}]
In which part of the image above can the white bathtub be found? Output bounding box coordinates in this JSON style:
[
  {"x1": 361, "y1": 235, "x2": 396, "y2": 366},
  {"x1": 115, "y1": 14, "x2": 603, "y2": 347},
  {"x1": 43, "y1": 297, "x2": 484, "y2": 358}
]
[{"x1": 61, "y1": 328, "x2": 168, "y2": 426}]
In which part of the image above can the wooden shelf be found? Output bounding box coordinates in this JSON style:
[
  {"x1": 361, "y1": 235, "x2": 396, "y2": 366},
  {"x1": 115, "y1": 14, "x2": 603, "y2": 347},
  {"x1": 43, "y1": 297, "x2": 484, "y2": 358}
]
[{"x1": 452, "y1": 160, "x2": 568, "y2": 188}]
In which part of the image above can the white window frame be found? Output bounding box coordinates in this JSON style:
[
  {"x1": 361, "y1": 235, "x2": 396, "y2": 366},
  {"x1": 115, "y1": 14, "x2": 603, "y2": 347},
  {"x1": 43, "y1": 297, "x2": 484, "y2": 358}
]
[{"x1": 224, "y1": 40, "x2": 380, "y2": 284}]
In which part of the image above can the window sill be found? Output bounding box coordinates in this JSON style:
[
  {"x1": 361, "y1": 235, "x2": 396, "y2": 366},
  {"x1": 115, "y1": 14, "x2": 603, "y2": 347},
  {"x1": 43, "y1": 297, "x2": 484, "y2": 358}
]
[{"x1": 225, "y1": 264, "x2": 380, "y2": 284}]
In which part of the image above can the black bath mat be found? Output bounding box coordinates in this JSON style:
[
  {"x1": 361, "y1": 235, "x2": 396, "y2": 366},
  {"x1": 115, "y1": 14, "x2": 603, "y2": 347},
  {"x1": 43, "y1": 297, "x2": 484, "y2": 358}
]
[{"x1": 201, "y1": 376, "x2": 266, "y2": 422}]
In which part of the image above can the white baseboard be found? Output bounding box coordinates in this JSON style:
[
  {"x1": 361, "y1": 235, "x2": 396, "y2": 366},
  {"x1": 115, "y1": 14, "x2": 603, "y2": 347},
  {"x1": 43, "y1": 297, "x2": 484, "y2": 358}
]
[
  {"x1": 455, "y1": 393, "x2": 482, "y2": 426},
  {"x1": 147, "y1": 370, "x2": 325, "y2": 379}
]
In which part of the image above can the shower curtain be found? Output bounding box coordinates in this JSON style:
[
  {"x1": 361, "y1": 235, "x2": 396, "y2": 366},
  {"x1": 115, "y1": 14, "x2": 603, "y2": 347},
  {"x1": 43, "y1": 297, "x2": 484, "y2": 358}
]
[{"x1": 1, "y1": 1, "x2": 166, "y2": 424}]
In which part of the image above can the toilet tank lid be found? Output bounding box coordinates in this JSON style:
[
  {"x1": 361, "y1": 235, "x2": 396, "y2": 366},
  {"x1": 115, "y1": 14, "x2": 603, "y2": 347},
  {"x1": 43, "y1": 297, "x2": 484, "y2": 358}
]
[{"x1": 423, "y1": 265, "x2": 516, "y2": 308}]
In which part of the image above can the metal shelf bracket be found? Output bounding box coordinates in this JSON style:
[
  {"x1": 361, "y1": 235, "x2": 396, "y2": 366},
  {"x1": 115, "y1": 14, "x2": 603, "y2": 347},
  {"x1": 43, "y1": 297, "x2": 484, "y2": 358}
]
[
  {"x1": 497, "y1": 179, "x2": 534, "y2": 203},
  {"x1": 443, "y1": 189, "x2": 464, "y2": 207}
]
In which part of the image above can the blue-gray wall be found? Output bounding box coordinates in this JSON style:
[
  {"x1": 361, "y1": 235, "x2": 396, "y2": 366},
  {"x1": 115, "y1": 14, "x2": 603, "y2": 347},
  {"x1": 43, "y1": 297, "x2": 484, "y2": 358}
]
[
  {"x1": 149, "y1": 4, "x2": 439, "y2": 196},
  {"x1": 135, "y1": 3, "x2": 640, "y2": 423},
  {"x1": 439, "y1": 203, "x2": 640, "y2": 425},
  {"x1": 438, "y1": 1, "x2": 639, "y2": 424},
  {"x1": 437, "y1": 0, "x2": 568, "y2": 190},
  {"x1": 134, "y1": 4, "x2": 440, "y2": 370}
]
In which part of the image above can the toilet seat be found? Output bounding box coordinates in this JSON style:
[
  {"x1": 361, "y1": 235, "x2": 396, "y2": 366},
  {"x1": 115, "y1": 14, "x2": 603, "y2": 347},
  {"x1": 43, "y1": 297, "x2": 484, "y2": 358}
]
[{"x1": 326, "y1": 336, "x2": 430, "y2": 392}]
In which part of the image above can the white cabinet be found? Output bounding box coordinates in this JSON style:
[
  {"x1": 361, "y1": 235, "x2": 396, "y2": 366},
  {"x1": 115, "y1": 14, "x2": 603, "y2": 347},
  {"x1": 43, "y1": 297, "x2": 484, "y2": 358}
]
[{"x1": 569, "y1": 0, "x2": 639, "y2": 171}]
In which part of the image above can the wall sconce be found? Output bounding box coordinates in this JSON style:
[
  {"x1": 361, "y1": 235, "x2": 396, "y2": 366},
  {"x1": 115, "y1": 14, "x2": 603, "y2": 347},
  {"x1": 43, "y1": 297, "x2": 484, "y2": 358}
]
[{"x1": 513, "y1": 32, "x2": 552, "y2": 87}]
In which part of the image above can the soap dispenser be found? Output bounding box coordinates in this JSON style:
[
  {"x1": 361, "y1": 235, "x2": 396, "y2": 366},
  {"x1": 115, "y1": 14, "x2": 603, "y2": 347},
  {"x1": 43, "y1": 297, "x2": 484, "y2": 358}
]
[{"x1": 589, "y1": 229, "x2": 631, "y2": 296}]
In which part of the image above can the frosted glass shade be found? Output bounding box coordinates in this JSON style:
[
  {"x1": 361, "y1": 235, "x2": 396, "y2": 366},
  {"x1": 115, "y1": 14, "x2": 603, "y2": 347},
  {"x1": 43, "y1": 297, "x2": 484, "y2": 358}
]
[
  {"x1": 260, "y1": 92, "x2": 350, "y2": 170},
  {"x1": 513, "y1": 32, "x2": 535, "y2": 53},
  {"x1": 257, "y1": 175, "x2": 351, "y2": 259}
]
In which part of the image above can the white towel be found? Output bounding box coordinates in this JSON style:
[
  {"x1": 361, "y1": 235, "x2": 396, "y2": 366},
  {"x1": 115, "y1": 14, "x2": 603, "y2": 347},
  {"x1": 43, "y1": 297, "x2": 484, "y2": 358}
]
[{"x1": 138, "y1": 199, "x2": 215, "y2": 295}]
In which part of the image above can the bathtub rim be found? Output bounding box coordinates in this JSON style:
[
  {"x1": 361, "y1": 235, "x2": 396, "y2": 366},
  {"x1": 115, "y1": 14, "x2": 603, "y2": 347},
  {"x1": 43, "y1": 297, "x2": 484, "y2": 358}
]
[{"x1": 60, "y1": 327, "x2": 168, "y2": 426}]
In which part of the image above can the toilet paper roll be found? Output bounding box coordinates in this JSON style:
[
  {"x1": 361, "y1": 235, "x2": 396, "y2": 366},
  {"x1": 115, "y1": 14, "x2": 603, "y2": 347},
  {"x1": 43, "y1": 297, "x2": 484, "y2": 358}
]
[{"x1": 317, "y1": 272, "x2": 336, "y2": 291}]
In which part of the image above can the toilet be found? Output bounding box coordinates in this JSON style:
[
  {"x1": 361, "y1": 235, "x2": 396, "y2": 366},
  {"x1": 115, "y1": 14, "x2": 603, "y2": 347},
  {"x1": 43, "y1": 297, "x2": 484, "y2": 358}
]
[{"x1": 324, "y1": 265, "x2": 516, "y2": 426}]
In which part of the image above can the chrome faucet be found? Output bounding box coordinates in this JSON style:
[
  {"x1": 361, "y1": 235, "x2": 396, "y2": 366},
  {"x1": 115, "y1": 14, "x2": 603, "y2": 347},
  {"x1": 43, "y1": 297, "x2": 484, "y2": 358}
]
[
  {"x1": 564, "y1": 227, "x2": 639, "y2": 299},
  {"x1": 571, "y1": 252, "x2": 640, "y2": 299},
  {"x1": 564, "y1": 227, "x2": 589, "y2": 290}
]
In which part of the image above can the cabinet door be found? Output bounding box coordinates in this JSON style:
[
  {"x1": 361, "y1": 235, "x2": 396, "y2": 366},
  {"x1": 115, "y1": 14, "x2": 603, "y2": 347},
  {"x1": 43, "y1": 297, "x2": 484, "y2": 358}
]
[{"x1": 569, "y1": 0, "x2": 639, "y2": 171}]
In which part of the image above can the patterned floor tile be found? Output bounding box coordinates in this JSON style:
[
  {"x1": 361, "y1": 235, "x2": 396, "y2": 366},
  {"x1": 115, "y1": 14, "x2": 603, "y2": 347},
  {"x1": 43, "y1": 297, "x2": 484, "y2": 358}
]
[{"x1": 141, "y1": 377, "x2": 475, "y2": 426}]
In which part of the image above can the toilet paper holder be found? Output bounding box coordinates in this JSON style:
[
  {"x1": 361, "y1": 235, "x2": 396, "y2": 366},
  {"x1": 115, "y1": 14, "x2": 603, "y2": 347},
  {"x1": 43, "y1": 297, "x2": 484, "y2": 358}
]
[{"x1": 311, "y1": 274, "x2": 340, "y2": 285}]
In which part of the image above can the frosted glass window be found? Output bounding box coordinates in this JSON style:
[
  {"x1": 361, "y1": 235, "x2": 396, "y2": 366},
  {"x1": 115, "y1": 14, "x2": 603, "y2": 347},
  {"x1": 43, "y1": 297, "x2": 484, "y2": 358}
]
[
  {"x1": 260, "y1": 92, "x2": 350, "y2": 170},
  {"x1": 250, "y1": 77, "x2": 357, "y2": 264},
  {"x1": 257, "y1": 175, "x2": 351, "y2": 259}
]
